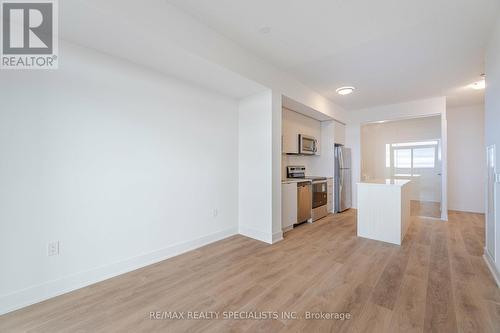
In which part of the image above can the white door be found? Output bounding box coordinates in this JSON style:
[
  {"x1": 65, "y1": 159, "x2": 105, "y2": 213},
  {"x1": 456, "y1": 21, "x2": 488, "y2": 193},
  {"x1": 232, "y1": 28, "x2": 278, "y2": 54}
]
[{"x1": 486, "y1": 145, "x2": 496, "y2": 260}]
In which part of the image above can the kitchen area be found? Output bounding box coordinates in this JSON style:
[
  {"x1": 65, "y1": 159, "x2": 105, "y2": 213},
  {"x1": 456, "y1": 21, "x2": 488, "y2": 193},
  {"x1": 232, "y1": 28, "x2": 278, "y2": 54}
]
[
  {"x1": 280, "y1": 101, "x2": 414, "y2": 247},
  {"x1": 281, "y1": 102, "x2": 351, "y2": 232}
]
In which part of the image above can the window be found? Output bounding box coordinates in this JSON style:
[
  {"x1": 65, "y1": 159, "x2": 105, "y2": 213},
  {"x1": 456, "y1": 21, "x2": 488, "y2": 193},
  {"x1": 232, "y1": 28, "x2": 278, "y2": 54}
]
[
  {"x1": 413, "y1": 147, "x2": 435, "y2": 168},
  {"x1": 394, "y1": 149, "x2": 412, "y2": 168},
  {"x1": 385, "y1": 144, "x2": 391, "y2": 168},
  {"x1": 386, "y1": 140, "x2": 439, "y2": 177}
]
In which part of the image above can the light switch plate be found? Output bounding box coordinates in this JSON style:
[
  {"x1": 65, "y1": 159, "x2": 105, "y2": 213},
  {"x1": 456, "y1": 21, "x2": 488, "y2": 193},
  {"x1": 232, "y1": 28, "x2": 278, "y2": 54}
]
[
  {"x1": 48, "y1": 241, "x2": 59, "y2": 256},
  {"x1": 496, "y1": 173, "x2": 500, "y2": 183}
]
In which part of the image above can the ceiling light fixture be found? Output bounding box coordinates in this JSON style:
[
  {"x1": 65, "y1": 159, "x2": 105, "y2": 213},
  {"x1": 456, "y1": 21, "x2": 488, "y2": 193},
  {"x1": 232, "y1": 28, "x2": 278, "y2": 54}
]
[
  {"x1": 336, "y1": 86, "x2": 355, "y2": 95},
  {"x1": 469, "y1": 80, "x2": 486, "y2": 90}
]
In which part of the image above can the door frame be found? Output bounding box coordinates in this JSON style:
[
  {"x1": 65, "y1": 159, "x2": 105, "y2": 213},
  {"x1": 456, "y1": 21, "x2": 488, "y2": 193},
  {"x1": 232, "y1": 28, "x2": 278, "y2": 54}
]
[
  {"x1": 361, "y1": 112, "x2": 448, "y2": 220},
  {"x1": 485, "y1": 144, "x2": 496, "y2": 260},
  {"x1": 440, "y1": 111, "x2": 448, "y2": 220}
]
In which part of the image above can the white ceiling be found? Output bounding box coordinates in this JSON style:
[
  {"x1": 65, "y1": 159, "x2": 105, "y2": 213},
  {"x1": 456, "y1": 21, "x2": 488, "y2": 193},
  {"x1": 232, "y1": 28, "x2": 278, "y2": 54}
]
[
  {"x1": 168, "y1": 0, "x2": 500, "y2": 110},
  {"x1": 59, "y1": 0, "x2": 267, "y2": 99}
]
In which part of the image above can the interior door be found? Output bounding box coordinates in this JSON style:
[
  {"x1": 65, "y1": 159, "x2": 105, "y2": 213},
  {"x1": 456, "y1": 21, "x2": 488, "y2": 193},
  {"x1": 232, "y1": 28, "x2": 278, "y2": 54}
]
[{"x1": 486, "y1": 145, "x2": 496, "y2": 260}]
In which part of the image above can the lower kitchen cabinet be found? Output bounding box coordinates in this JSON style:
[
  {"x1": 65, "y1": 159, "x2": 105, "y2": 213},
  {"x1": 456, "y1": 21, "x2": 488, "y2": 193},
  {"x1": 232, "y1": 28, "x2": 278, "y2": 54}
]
[
  {"x1": 327, "y1": 178, "x2": 334, "y2": 212},
  {"x1": 282, "y1": 183, "x2": 297, "y2": 231}
]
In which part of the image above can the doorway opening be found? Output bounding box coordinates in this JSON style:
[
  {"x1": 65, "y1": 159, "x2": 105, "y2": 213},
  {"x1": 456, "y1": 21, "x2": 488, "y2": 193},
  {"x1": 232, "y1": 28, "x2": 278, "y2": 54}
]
[{"x1": 361, "y1": 116, "x2": 443, "y2": 219}]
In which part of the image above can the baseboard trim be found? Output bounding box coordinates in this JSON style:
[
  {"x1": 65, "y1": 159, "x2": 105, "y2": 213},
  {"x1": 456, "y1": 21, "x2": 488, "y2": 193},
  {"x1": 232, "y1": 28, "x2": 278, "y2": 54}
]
[
  {"x1": 272, "y1": 231, "x2": 283, "y2": 244},
  {"x1": 416, "y1": 216, "x2": 444, "y2": 221},
  {"x1": 238, "y1": 226, "x2": 272, "y2": 244},
  {"x1": 448, "y1": 209, "x2": 485, "y2": 214},
  {"x1": 483, "y1": 249, "x2": 500, "y2": 288},
  {"x1": 0, "y1": 227, "x2": 238, "y2": 315}
]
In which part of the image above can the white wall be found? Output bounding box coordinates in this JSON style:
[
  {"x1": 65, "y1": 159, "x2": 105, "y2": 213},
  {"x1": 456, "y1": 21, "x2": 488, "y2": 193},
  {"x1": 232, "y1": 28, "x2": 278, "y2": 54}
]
[
  {"x1": 346, "y1": 97, "x2": 447, "y2": 217},
  {"x1": 361, "y1": 116, "x2": 442, "y2": 202},
  {"x1": 346, "y1": 124, "x2": 362, "y2": 205},
  {"x1": 271, "y1": 92, "x2": 283, "y2": 241},
  {"x1": 484, "y1": 17, "x2": 500, "y2": 279},
  {"x1": 447, "y1": 105, "x2": 485, "y2": 213},
  {"x1": 347, "y1": 97, "x2": 447, "y2": 124},
  {"x1": 0, "y1": 42, "x2": 240, "y2": 314},
  {"x1": 238, "y1": 91, "x2": 274, "y2": 243},
  {"x1": 282, "y1": 108, "x2": 322, "y2": 155}
]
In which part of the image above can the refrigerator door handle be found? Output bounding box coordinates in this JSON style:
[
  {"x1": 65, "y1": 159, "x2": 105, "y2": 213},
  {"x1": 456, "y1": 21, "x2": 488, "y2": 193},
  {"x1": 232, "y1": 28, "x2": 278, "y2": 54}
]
[
  {"x1": 340, "y1": 168, "x2": 343, "y2": 187},
  {"x1": 339, "y1": 148, "x2": 343, "y2": 169}
]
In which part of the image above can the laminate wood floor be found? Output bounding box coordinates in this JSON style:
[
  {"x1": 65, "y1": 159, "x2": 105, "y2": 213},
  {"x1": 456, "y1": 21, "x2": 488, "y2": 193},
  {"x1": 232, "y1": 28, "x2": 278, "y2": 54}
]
[
  {"x1": 1, "y1": 210, "x2": 499, "y2": 333},
  {"x1": 411, "y1": 200, "x2": 442, "y2": 219}
]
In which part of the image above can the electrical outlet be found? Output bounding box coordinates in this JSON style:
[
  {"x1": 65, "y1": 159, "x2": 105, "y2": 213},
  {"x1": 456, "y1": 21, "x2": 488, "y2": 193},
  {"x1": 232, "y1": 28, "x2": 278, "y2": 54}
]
[
  {"x1": 213, "y1": 208, "x2": 218, "y2": 218},
  {"x1": 48, "y1": 241, "x2": 59, "y2": 256},
  {"x1": 496, "y1": 173, "x2": 500, "y2": 183}
]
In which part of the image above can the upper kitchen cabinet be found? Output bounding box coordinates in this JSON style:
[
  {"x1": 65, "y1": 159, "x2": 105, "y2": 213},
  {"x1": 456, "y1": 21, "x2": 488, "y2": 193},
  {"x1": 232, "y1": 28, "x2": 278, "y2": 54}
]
[
  {"x1": 334, "y1": 121, "x2": 346, "y2": 145},
  {"x1": 282, "y1": 108, "x2": 322, "y2": 155}
]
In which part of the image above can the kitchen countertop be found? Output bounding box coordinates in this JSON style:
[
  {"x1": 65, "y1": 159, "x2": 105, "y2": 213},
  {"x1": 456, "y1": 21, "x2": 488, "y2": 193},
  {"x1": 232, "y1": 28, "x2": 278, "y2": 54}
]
[
  {"x1": 282, "y1": 177, "x2": 333, "y2": 184},
  {"x1": 358, "y1": 179, "x2": 411, "y2": 186},
  {"x1": 281, "y1": 178, "x2": 312, "y2": 184}
]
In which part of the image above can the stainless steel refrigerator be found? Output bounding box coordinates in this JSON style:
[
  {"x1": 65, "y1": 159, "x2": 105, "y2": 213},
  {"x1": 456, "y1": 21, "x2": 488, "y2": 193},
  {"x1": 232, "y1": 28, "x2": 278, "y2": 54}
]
[{"x1": 335, "y1": 145, "x2": 352, "y2": 212}]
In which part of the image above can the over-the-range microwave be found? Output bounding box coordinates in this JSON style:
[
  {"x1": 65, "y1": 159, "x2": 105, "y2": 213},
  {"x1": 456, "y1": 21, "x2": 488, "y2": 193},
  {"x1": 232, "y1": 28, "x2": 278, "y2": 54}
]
[{"x1": 298, "y1": 134, "x2": 317, "y2": 155}]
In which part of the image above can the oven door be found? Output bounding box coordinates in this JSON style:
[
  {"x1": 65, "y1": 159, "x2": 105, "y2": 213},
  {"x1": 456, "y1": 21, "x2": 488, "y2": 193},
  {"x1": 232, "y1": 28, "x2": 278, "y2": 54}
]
[
  {"x1": 299, "y1": 135, "x2": 317, "y2": 155},
  {"x1": 312, "y1": 181, "x2": 327, "y2": 208}
]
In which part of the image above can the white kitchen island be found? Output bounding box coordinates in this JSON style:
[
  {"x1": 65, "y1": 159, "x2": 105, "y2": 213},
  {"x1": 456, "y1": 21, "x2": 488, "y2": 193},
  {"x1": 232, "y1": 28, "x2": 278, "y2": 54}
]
[{"x1": 357, "y1": 179, "x2": 412, "y2": 245}]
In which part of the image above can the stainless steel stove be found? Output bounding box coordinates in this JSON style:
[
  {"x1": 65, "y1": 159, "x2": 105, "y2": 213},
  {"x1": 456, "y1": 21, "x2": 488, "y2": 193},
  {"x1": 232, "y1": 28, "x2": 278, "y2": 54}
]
[{"x1": 286, "y1": 166, "x2": 329, "y2": 222}]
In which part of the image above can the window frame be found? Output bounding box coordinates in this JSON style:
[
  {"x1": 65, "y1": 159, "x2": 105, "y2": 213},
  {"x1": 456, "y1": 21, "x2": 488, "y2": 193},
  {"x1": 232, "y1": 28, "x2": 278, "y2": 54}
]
[{"x1": 387, "y1": 140, "x2": 440, "y2": 177}]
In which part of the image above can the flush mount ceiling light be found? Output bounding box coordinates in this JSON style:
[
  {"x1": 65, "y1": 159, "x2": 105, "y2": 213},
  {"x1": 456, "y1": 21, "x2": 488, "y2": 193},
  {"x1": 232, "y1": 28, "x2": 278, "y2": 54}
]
[
  {"x1": 469, "y1": 80, "x2": 486, "y2": 90},
  {"x1": 336, "y1": 86, "x2": 355, "y2": 95},
  {"x1": 469, "y1": 74, "x2": 486, "y2": 90}
]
